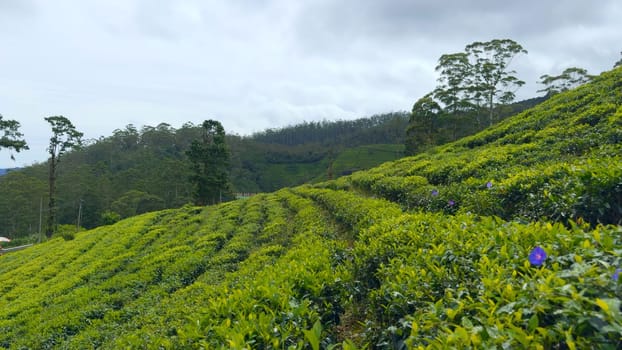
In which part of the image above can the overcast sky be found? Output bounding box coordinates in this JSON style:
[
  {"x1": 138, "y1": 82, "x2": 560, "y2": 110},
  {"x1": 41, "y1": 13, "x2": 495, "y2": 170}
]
[{"x1": 1, "y1": 0, "x2": 620, "y2": 168}]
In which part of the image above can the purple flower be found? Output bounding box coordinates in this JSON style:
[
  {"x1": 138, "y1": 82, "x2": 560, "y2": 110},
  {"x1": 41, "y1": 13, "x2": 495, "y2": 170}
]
[
  {"x1": 613, "y1": 268, "x2": 622, "y2": 282},
  {"x1": 528, "y1": 246, "x2": 547, "y2": 266},
  {"x1": 448, "y1": 200, "x2": 455, "y2": 207},
  {"x1": 431, "y1": 189, "x2": 439, "y2": 197},
  {"x1": 486, "y1": 181, "x2": 493, "y2": 189}
]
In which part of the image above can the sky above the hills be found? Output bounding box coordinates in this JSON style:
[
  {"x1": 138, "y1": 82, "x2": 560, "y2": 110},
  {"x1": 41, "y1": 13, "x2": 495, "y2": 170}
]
[{"x1": 1, "y1": 0, "x2": 621, "y2": 167}]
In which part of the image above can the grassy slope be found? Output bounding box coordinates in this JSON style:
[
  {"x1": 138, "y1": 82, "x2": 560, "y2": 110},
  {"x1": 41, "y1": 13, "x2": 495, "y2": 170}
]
[
  {"x1": 0, "y1": 68, "x2": 621, "y2": 349},
  {"x1": 252, "y1": 144, "x2": 404, "y2": 191},
  {"x1": 331, "y1": 144, "x2": 404, "y2": 177}
]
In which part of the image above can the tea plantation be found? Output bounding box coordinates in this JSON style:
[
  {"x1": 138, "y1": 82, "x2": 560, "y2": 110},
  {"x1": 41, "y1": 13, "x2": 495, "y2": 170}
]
[{"x1": 1, "y1": 67, "x2": 621, "y2": 349}]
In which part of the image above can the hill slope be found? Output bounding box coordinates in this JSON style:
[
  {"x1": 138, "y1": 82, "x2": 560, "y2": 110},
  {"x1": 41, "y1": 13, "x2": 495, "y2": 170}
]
[
  {"x1": 0, "y1": 113, "x2": 408, "y2": 236},
  {"x1": 0, "y1": 68, "x2": 621, "y2": 349}
]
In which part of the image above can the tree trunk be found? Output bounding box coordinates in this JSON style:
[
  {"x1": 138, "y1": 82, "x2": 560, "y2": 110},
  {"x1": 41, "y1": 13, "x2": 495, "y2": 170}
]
[
  {"x1": 46, "y1": 156, "x2": 56, "y2": 238},
  {"x1": 488, "y1": 91, "x2": 494, "y2": 127}
]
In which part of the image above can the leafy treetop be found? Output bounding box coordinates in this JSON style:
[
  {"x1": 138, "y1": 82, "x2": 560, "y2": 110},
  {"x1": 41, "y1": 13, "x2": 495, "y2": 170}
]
[
  {"x1": 45, "y1": 116, "x2": 83, "y2": 161},
  {"x1": 464, "y1": 39, "x2": 528, "y2": 126},
  {"x1": 186, "y1": 119, "x2": 230, "y2": 205},
  {"x1": 0, "y1": 114, "x2": 28, "y2": 160},
  {"x1": 538, "y1": 67, "x2": 594, "y2": 96}
]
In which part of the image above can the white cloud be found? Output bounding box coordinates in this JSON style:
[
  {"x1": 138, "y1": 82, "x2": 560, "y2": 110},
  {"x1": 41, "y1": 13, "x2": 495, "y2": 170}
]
[{"x1": 1, "y1": 0, "x2": 621, "y2": 167}]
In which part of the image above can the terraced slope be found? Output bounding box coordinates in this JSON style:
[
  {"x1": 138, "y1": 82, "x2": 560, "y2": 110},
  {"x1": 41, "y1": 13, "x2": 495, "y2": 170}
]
[
  {"x1": 330, "y1": 67, "x2": 622, "y2": 226},
  {"x1": 0, "y1": 68, "x2": 621, "y2": 349},
  {"x1": 0, "y1": 192, "x2": 346, "y2": 348}
]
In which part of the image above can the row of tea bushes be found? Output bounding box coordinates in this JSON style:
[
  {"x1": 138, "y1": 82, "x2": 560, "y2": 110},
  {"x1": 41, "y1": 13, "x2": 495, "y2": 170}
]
[
  {"x1": 342, "y1": 154, "x2": 622, "y2": 225},
  {"x1": 0, "y1": 188, "x2": 359, "y2": 348},
  {"x1": 138, "y1": 189, "x2": 351, "y2": 349},
  {"x1": 293, "y1": 186, "x2": 622, "y2": 348},
  {"x1": 0, "y1": 195, "x2": 290, "y2": 348}
]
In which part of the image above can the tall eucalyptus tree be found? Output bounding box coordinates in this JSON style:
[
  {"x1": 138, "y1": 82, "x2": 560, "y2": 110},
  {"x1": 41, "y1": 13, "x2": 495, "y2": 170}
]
[{"x1": 45, "y1": 116, "x2": 83, "y2": 237}]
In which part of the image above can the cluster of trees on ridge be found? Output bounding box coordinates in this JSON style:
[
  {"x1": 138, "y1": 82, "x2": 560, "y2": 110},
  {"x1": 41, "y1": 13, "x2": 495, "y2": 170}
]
[{"x1": 405, "y1": 39, "x2": 600, "y2": 155}]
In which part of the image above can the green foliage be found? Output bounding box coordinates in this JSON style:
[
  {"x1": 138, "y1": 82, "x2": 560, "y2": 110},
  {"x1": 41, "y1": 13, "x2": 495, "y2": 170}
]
[
  {"x1": 251, "y1": 113, "x2": 409, "y2": 147},
  {"x1": 45, "y1": 116, "x2": 84, "y2": 161},
  {"x1": 363, "y1": 67, "x2": 622, "y2": 225},
  {"x1": 433, "y1": 52, "x2": 473, "y2": 117},
  {"x1": 303, "y1": 320, "x2": 323, "y2": 350},
  {"x1": 406, "y1": 39, "x2": 533, "y2": 154},
  {"x1": 0, "y1": 172, "x2": 46, "y2": 237},
  {"x1": 406, "y1": 94, "x2": 443, "y2": 154},
  {"x1": 45, "y1": 115, "x2": 83, "y2": 238},
  {"x1": 331, "y1": 144, "x2": 404, "y2": 177},
  {"x1": 186, "y1": 120, "x2": 231, "y2": 205},
  {"x1": 358, "y1": 214, "x2": 622, "y2": 349},
  {"x1": 433, "y1": 38, "x2": 528, "y2": 127},
  {"x1": 53, "y1": 224, "x2": 82, "y2": 241},
  {"x1": 100, "y1": 211, "x2": 121, "y2": 225},
  {"x1": 538, "y1": 67, "x2": 595, "y2": 96},
  {"x1": 465, "y1": 38, "x2": 528, "y2": 126},
  {"x1": 0, "y1": 113, "x2": 28, "y2": 160},
  {"x1": 111, "y1": 190, "x2": 165, "y2": 219},
  {"x1": 0, "y1": 190, "x2": 352, "y2": 348}
]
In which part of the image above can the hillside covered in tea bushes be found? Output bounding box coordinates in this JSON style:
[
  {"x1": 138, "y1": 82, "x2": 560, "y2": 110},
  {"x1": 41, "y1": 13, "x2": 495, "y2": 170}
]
[{"x1": 0, "y1": 67, "x2": 621, "y2": 349}]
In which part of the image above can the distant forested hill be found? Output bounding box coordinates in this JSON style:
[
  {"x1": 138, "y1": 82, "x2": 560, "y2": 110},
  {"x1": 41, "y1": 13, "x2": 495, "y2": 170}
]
[
  {"x1": 0, "y1": 168, "x2": 19, "y2": 176},
  {"x1": 250, "y1": 112, "x2": 409, "y2": 146},
  {"x1": 0, "y1": 113, "x2": 409, "y2": 237}
]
